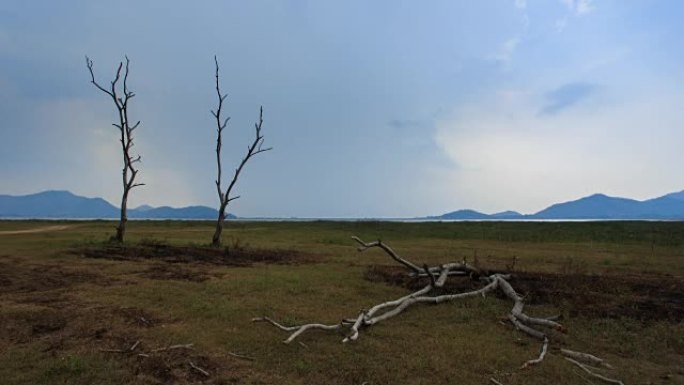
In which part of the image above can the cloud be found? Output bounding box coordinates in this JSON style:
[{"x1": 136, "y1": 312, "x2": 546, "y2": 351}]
[
  {"x1": 492, "y1": 37, "x2": 521, "y2": 65},
  {"x1": 540, "y1": 82, "x2": 598, "y2": 115},
  {"x1": 561, "y1": 0, "x2": 595, "y2": 15},
  {"x1": 433, "y1": 89, "x2": 684, "y2": 213},
  {"x1": 388, "y1": 119, "x2": 426, "y2": 129},
  {"x1": 554, "y1": 18, "x2": 568, "y2": 32},
  {"x1": 514, "y1": 0, "x2": 527, "y2": 9}
]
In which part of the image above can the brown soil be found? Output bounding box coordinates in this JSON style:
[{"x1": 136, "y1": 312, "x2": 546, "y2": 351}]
[
  {"x1": 365, "y1": 265, "x2": 684, "y2": 322},
  {"x1": 0, "y1": 225, "x2": 74, "y2": 235},
  {"x1": 139, "y1": 263, "x2": 218, "y2": 282},
  {"x1": 74, "y1": 241, "x2": 311, "y2": 267},
  {"x1": 0, "y1": 258, "x2": 247, "y2": 384},
  {"x1": 0, "y1": 262, "x2": 116, "y2": 294}
]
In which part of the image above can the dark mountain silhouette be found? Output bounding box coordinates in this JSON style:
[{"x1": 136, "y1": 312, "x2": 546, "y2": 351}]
[
  {"x1": 431, "y1": 209, "x2": 490, "y2": 220},
  {"x1": 129, "y1": 205, "x2": 235, "y2": 219},
  {"x1": 0, "y1": 191, "x2": 118, "y2": 218},
  {"x1": 0, "y1": 190, "x2": 235, "y2": 219},
  {"x1": 491, "y1": 211, "x2": 524, "y2": 219},
  {"x1": 433, "y1": 190, "x2": 684, "y2": 220}
]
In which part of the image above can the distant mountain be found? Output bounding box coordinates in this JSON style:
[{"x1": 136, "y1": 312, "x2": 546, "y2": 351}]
[
  {"x1": 0, "y1": 191, "x2": 118, "y2": 218},
  {"x1": 533, "y1": 193, "x2": 642, "y2": 219},
  {"x1": 660, "y1": 191, "x2": 684, "y2": 201},
  {"x1": 432, "y1": 190, "x2": 684, "y2": 220},
  {"x1": 0, "y1": 190, "x2": 235, "y2": 219},
  {"x1": 490, "y1": 211, "x2": 524, "y2": 219},
  {"x1": 129, "y1": 205, "x2": 236, "y2": 219},
  {"x1": 430, "y1": 209, "x2": 490, "y2": 220},
  {"x1": 134, "y1": 204, "x2": 154, "y2": 212},
  {"x1": 534, "y1": 192, "x2": 684, "y2": 219}
]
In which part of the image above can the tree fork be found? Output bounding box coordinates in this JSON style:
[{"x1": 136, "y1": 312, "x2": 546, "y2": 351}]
[
  {"x1": 256, "y1": 236, "x2": 624, "y2": 382},
  {"x1": 86, "y1": 56, "x2": 143, "y2": 243},
  {"x1": 211, "y1": 56, "x2": 271, "y2": 247}
]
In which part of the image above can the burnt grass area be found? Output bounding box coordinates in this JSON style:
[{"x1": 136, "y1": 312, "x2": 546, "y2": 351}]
[
  {"x1": 365, "y1": 265, "x2": 684, "y2": 322},
  {"x1": 0, "y1": 259, "x2": 240, "y2": 384},
  {"x1": 73, "y1": 240, "x2": 313, "y2": 267}
]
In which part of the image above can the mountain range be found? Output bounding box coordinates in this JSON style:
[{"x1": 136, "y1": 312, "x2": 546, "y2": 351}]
[
  {"x1": 2, "y1": 189, "x2": 684, "y2": 220},
  {"x1": 432, "y1": 190, "x2": 684, "y2": 220},
  {"x1": 0, "y1": 191, "x2": 235, "y2": 219}
]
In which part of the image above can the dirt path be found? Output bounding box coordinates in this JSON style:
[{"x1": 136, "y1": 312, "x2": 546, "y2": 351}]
[{"x1": 0, "y1": 225, "x2": 74, "y2": 235}]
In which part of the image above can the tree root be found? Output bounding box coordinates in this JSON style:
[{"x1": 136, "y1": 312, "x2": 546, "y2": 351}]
[{"x1": 255, "y1": 236, "x2": 623, "y2": 381}]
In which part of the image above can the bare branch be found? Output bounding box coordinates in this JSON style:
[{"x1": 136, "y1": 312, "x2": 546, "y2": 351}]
[
  {"x1": 211, "y1": 57, "x2": 271, "y2": 247},
  {"x1": 561, "y1": 349, "x2": 614, "y2": 369},
  {"x1": 521, "y1": 337, "x2": 548, "y2": 369},
  {"x1": 188, "y1": 361, "x2": 210, "y2": 377},
  {"x1": 86, "y1": 56, "x2": 141, "y2": 242},
  {"x1": 565, "y1": 358, "x2": 624, "y2": 385},
  {"x1": 227, "y1": 351, "x2": 255, "y2": 361},
  {"x1": 254, "y1": 238, "x2": 627, "y2": 383},
  {"x1": 150, "y1": 343, "x2": 194, "y2": 353},
  {"x1": 351, "y1": 236, "x2": 422, "y2": 273}
]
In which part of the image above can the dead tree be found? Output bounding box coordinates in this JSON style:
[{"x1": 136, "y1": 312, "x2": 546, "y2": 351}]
[
  {"x1": 255, "y1": 237, "x2": 625, "y2": 384},
  {"x1": 86, "y1": 56, "x2": 143, "y2": 243},
  {"x1": 211, "y1": 56, "x2": 271, "y2": 247}
]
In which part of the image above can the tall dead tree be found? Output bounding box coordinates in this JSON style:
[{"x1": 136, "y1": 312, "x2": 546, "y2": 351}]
[
  {"x1": 211, "y1": 56, "x2": 271, "y2": 247},
  {"x1": 86, "y1": 56, "x2": 143, "y2": 243}
]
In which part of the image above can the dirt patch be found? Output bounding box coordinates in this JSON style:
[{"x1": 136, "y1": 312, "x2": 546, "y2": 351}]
[
  {"x1": 74, "y1": 240, "x2": 312, "y2": 267},
  {"x1": 0, "y1": 308, "x2": 67, "y2": 343},
  {"x1": 0, "y1": 225, "x2": 74, "y2": 235},
  {"x1": 139, "y1": 263, "x2": 216, "y2": 283},
  {"x1": 131, "y1": 347, "x2": 222, "y2": 384},
  {"x1": 0, "y1": 262, "x2": 115, "y2": 294},
  {"x1": 366, "y1": 265, "x2": 684, "y2": 322}
]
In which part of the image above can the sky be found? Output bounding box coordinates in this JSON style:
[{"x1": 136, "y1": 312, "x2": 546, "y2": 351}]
[{"x1": 1, "y1": 0, "x2": 683, "y2": 218}]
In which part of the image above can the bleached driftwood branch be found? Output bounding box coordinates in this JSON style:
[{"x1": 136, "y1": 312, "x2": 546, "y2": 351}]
[{"x1": 255, "y1": 236, "x2": 623, "y2": 381}]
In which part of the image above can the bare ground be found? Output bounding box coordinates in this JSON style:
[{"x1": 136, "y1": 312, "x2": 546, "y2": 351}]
[{"x1": 365, "y1": 264, "x2": 684, "y2": 323}]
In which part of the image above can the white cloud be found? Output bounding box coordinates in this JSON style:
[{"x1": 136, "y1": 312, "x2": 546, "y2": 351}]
[
  {"x1": 514, "y1": 0, "x2": 527, "y2": 9},
  {"x1": 492, "y1": 37, "x2": 521, "y2": 65},
  {"x1": 561, "y1": 0, "x2": 595, "y2": 16},
  {"x1": 433, "y1": 89, "x2": 684, "y2": 213},
  {"x1": 554, "y1": 18, "x2": 568, "y2": 32}
]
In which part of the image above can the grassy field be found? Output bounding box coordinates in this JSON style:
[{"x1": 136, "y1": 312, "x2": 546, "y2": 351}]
[{"x1": 0, "y1": 220, "x2": 682, "y2": 384}]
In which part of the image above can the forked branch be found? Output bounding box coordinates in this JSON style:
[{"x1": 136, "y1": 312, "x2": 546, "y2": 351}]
[
  {"x1": 256, "y1": 236, "x2": 624, "y2": 383},
  {"x1": 86, "y1": 56, "x2": 142, "y2": 243},
  {"x1": 211, "y1": 56, "x2": 272, "y2": 247}
]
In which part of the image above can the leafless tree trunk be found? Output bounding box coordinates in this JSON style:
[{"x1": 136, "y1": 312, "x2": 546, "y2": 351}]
[
  {"x1": 86, "y1": 56, "x2": 144, "y2": 243},
  {"x1": 211, "y1": 56, "x2": 271, "y2": 247}
]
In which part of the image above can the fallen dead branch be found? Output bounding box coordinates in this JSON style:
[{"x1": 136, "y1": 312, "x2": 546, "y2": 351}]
[
  {"x1": 150, "y1": 343, "x2": 195, "y2": 353},
  {"x1": 255, "y1": 236, "x2": 624, "y2": 382},
  {"x1": 561, "y1": 348, "x2": 614, "y2": 369},
  {"x1": 565, "y1": 357, "x2": 624, "y2": 385},
  {"x1": 228, "y1": 351, "x2": 256, "y2": 361},
  {"x1": 99, "y1": 339, "x2": 141, "y2": 353},
  {"x1": 189, "y1": 360, "x2": 210, "y2": 377},
  {"x1": 100, "y1": 341, "x2": 195, "y2": 356}
]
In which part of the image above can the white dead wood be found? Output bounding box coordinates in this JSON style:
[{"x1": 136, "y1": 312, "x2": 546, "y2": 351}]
[
  {"x1": 256, "y1": 236, "x2": 624, "y2": 382},
  {"x1": 189, "y1": 360, "x2": 210, "y2": 377},
  {"x1": 100, "y1": 339, "x2": 141, "y2": 353},
  {"x1": 521, "y1": 337, "x2": 548, "y2": 369},
  {"x1": 561, "y1": 349, "x2": 614, "y2": 369},
  {"x1": 150, "y1": 343, "x2": 195, "y2": 353},
  {"x1": 228, "y1": 351, "x2": 256, "y2": 361},
  {"x1": 565, "y1": 357, "x2": 624, "y2": 385}
]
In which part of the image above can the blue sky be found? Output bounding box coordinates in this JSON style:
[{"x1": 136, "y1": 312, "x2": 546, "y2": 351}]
[{"x1": 1, "y1": 0, "x2": 683, "y2": 217}]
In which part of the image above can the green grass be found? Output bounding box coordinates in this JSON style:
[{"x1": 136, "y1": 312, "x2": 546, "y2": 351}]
[{"x1": 0, "y1": 220, "x2": 682, "y2": 384}]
